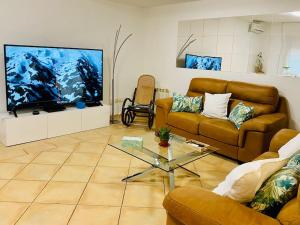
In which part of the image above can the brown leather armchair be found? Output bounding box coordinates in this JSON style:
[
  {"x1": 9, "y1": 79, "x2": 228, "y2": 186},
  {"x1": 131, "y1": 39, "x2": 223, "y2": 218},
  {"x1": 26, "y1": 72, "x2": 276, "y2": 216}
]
[
  {"x1": 156, "y1": 78, "x2": 289, "y2": 162},
  {"x1": 163, "y1": 129, "x2": 300, "y2": 225}
]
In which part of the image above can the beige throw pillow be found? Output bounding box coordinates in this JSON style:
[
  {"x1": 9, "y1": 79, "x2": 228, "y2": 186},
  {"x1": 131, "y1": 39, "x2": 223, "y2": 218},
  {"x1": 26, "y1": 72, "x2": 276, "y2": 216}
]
[{"x1": 213, "y1": 158, "x2": 287, "y2": 203}]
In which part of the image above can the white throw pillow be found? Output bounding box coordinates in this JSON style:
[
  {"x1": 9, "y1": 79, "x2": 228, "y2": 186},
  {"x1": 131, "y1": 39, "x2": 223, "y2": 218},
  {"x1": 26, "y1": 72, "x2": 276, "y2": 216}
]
[
  {"x1": 278, "y1": 134, "x2": 300, "y2": 159},
  {"x1": 213, "y1": 158, "x2": 287, "y2": 203},
  {"x1": 202, "y1": 93, "x2": 231, "y2": 119}
]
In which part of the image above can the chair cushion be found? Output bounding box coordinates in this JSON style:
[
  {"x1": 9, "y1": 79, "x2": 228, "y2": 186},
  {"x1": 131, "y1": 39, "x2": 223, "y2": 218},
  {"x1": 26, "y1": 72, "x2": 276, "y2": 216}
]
[
  {"x1": 199, "y1": 118, "x2": 239, "y2": 145},
  {"x1": 167, "y1": 112, "x2": 208, "y2": 135}
]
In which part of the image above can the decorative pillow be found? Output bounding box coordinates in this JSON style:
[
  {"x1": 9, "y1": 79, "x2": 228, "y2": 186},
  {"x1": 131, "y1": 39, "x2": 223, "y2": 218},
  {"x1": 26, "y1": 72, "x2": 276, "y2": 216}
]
[
  {"x1": 249, "y1": 168, "x2": 300, "y2": 218},
  {"x1": 286, "y1": 151, "x2": 300, "y2": 170},
  {"x1": 278, "y1": 134, "x2": 300, "y2": 159},
  {"x1": 171, "y1": 94, "x2": 203, "y2": 113},
  {"x1": 229, "y1": 102, "x2": 254, "y2": 129},
  {"x1": 202, "y1": 93, "x2": 232, "y2": 119},
  {"x1": 213, "y1": 158, "x2": 287, "y2": 203}
]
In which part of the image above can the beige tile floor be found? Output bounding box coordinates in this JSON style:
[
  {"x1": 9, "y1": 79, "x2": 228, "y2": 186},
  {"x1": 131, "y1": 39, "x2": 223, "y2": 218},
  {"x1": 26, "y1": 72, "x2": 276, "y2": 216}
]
[{"x1": 0, "y1": 124, "x2": 237, "y2": 225}]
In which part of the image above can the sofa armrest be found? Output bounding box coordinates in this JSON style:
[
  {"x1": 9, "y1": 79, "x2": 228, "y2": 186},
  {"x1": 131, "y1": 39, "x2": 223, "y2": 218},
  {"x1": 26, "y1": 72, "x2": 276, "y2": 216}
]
[
  {"x1": 163, "y1": 186, "x2": 280, "y2": 225},
  {"x1": 238, "y1": 113, "x2": 288, "y2": 147},
  {"x1": 156, "y1": 97, "x2": 173, "y2": 111},
  {"x1": 155, "y1": 97, "x2": 173, "y2": 129},
  {"x1": 269, "y1": 129, "x2": 299, "y2": 152}
]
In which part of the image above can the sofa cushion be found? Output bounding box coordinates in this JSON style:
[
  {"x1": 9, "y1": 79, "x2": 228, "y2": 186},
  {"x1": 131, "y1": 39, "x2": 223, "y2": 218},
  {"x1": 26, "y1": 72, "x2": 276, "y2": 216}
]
[
  {"x1": 167, "y1": 112, "x2": 208, "y2": 135},
  {"x1": 199, "y1": 118, "x2": 239, "y2": 145}
]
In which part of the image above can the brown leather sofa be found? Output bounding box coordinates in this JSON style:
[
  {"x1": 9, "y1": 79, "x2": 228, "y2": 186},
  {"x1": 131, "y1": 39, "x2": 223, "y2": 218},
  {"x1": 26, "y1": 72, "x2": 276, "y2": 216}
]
[
  {"x1": 163, "y1": 129, "x2": 299, "y2": 225},
  {"x1": 156, "y1": 78, "x2": 288, "y2": 162}
]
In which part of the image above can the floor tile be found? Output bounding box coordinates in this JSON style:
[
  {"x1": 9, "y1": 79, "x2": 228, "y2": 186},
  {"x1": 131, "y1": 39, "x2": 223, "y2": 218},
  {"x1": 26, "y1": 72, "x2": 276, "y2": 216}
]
[
  {"x1": 1, "y1": 153, "x2": 38, "y2": 164},
  {"x1": 98, "y1": 153, "x2": 131, "y2": 168},
  {"x1": 80, "y1": 183, "x2": 125, "y2": 206},
  {"x1": 0, "y1": 180, "x2": 46, "y2": 202},
  {"x1": 35, "y1": 181, "x2": 86, "y2": 204},
  {"x1": 16, "y1": 203, "x2": 75, "y2": 225},
  {"x1": 74, "y1": 142, "x2": 106, "y2": 153},
  {"x1": 52, "y1": 165, "x2": 94, "y2": 182},
  {"x1": 32, "y1": 152, "x2": 70, "y2": 165},
  {"x1": 0, "y1": 163, "x2": 26, "y2": 179},
  {"x1": 14, "y1": 164, "x2": 59, "y2": 181},
  {"x1": 47, "y1": 136, "x2": 80, "y2": 146},
  {"x1": 0, "y1": 180, "x2": 8, "y2": 189},
  {"x1": 0, "y1": 202, "x2": 29, "y2": 225},
  {"x1": 130, "y1": 158, "x2": 150, "y2": 168},
  {"x1": 65, "y1": 153, "x2": 101, "y2": 166},
  {"x1": 22, "y1": 141, "x2": 56, "y2": 154},
  {"x1": 119, "y1": 207, "x2": 166, "y2": 225},
  {"x1": 51, "y1": 143, "x2": 78, "y2": 153},
  {"x1": 123, "y1": 184, "x2": 165, "y2": 208},
  {"x1": 68, "y1": 205, "x2": 120, "y2": 225},
  {"x1": 90, "y1": 166, "x2": 128, "y2": 184},
  {"x1": 0, "y1": 149, "x2": 27, "y2": 162}
]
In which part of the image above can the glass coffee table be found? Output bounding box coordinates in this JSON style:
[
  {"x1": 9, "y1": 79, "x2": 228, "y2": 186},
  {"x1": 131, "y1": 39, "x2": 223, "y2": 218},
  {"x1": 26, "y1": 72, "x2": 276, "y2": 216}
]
[{"x1": 108, "y1": 133, "x2": 218, "y2": 190}]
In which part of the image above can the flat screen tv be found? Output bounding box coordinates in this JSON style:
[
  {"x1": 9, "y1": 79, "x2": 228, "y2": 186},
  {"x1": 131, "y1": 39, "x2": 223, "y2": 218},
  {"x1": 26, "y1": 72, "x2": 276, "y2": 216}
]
[
  {"x1": 4, "y1": 44, "x2": 103, "y2": 111},
  {"x1": 185, "y1": 54, "x2": 222, "y2": 71}
]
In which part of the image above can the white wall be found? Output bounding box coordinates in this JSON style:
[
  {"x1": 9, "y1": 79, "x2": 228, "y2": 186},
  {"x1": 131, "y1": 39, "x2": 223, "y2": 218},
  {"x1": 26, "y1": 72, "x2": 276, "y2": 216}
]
[
  {"x1": 143, "y1": 0, "x2": 300, "y2": 129},
  {"x1": 0, "y1": 0, "x2": 145, "y2": 111}
]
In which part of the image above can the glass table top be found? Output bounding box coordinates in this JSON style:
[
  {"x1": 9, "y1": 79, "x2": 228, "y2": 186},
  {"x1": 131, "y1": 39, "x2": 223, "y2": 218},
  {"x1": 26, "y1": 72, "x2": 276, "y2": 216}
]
[{"x1": 108, "y1": 133, "x2": 218, "y2": 172}]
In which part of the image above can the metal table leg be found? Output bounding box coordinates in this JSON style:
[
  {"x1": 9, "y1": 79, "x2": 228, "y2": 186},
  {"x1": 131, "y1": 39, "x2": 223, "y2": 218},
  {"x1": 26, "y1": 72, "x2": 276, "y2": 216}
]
[{"x1": 122, "y1": 166, "x2": 156, "y2": 182}]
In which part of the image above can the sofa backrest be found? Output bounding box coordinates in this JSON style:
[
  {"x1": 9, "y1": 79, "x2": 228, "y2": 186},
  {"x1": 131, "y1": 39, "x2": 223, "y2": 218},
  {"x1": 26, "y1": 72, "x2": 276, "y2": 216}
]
[
  {"x1": 187, "y1": 78, "x2": 280, "y2": 116},
  {"x1": 187, "y1": 78, "x2": 228, "y2": 97},
  {"x1": 227, "y1": 81, "x2": 279, "y2": 116}
]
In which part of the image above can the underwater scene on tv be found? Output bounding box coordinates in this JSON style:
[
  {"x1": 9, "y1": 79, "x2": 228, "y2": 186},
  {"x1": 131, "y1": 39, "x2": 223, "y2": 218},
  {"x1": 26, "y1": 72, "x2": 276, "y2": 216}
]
[
  {"x1": 185, "y1": 54, "x2": 222, "y2": 71},
  {"x1": 5, "y1": 45, "x2": 103, "y2": 111}
]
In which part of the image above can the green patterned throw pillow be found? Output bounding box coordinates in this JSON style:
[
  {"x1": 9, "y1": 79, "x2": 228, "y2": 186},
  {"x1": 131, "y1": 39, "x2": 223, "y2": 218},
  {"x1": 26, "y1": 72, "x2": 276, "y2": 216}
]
[
  {"x1": 229, "y1": 102, "x2": 254, "y2": 129},
  {"x1": 249, "y1": 168, "x2": 300, "y2": 218},
  {"x1": 286, "y1": 152, "x2": 300, "y2": 171},
  {"x1": 171, "y1": 94, "x2": 203, "y2": 113}
]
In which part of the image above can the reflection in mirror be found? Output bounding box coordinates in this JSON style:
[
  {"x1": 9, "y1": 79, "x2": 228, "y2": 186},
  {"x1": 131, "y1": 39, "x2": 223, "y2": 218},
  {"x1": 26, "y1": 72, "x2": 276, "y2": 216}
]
[{"x1": 177, "y1": 12, "x2": 300, "y2": 77}]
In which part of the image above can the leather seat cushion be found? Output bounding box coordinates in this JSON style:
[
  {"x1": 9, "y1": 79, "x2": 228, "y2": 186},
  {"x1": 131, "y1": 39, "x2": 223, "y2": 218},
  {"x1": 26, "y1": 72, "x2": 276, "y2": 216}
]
[
  {"x1": 167, "y1": 112, "x2": 208, "y2": 135},
  {"x1": 199, "y1": 118, "x2": 239, "y2": 146}
]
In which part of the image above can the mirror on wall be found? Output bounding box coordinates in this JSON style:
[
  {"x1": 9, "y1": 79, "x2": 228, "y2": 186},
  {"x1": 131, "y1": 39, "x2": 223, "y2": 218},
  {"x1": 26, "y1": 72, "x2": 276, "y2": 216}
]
[{"x1": 177, "y1": 12, "x2": 300, "y2": 77}]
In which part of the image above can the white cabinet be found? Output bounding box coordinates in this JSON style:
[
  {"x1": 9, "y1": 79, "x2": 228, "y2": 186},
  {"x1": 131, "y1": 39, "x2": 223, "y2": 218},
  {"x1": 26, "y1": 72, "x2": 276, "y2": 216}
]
[
  {"x1": 0, "y1": 105, "x2": 110, "y2": 146},
  {"x1": 47, "y1": 109, "x2": 82, "y2": 138},
  {"x1": 81, "y1": 105, "x2": 110, "y2": 131}
]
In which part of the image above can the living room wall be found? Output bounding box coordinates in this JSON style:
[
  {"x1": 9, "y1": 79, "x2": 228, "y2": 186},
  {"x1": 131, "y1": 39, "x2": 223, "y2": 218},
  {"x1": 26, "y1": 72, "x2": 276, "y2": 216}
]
[
  {"x1": 0, "y1": 0, "x2": 145, "y2": 111},
  {"x1": 142, "y1": 0, "x2": 300, "y2": 130}
]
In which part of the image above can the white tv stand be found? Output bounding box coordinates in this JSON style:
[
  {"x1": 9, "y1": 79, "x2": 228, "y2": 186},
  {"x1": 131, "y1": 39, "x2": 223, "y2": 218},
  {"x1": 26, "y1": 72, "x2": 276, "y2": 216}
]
[{"x1": 0, "y1": 105, "x2": 110, "y2": 146}]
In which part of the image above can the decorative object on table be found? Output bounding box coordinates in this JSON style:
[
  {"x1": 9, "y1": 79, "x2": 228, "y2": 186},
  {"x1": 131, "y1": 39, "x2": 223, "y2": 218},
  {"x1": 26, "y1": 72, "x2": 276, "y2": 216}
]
[
  {"x1": 121, "y1": 136, "x2": 143, "y2": 149},
  {"x1": 171, "y1": 94, "x2": 203, "y2": 113},
  {"x1": 121, "y1": 75, "x2": 156, "y2": 129},
  {"x1": 176, "y1": 34, "x2": 197, "y2": 68},
  {"x1": 255, "y1": 52, "x2": 264, "y2": 74},
  {"x1": 229, "y1": 102, "x2": 254, "y2": 129},
  {"x1": 158, "y1": 127, "x2": 171, "y2": 147},
  {"x1": 111, "y1": 25, "x2": 133, "y2": 124},
  {"x1": 75, "y1": 101, "x2": 86, "y2": 109}
]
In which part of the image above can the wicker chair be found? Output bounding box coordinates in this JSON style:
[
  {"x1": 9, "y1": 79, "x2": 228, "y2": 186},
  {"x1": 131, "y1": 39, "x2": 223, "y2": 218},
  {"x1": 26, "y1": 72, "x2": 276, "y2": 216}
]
[{"x1": 121, "y1": 75, "x2": 156, "y2": 129}]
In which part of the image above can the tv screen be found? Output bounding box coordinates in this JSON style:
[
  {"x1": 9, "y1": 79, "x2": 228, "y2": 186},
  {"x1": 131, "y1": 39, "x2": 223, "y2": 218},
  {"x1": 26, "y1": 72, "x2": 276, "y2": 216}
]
[
  {"x1": 4, "y1": 45, "x2": 103, "y2": 111},
  {"x1": 185, "y1": 54, "x2": 222, "y2": 71}
]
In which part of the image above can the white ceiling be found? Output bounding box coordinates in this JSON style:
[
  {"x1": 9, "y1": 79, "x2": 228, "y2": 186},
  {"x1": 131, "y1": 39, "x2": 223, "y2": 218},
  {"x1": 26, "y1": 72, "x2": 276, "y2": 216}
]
[{"x1": 107, "y1": 0, "x2": 200, "y2": 8}]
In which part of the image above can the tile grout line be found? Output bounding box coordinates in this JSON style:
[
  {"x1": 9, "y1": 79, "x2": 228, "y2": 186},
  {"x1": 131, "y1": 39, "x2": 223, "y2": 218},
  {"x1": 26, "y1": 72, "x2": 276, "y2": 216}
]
[
  {"x1": 13, "y1": 144, "x2": 79, "y2": 225},
  {"x1": 65, "y1": 135, "x2": 111, "y2": 225},
  {"x1": 116, "y1": 150, "x2": 132, "y2": 225}
]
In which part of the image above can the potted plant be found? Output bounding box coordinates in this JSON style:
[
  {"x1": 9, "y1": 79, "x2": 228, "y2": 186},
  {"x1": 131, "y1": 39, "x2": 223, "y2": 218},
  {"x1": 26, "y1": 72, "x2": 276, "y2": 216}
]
[{"x1": 158, "y1": 127, "x2": 171, "y2": 147}]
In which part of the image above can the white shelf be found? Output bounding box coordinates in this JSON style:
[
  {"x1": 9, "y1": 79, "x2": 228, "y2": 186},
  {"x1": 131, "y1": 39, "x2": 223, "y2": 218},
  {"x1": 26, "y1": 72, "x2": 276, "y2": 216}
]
[{"x1": 0, "y1": 105, "x2": 110, "y2": 146}]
